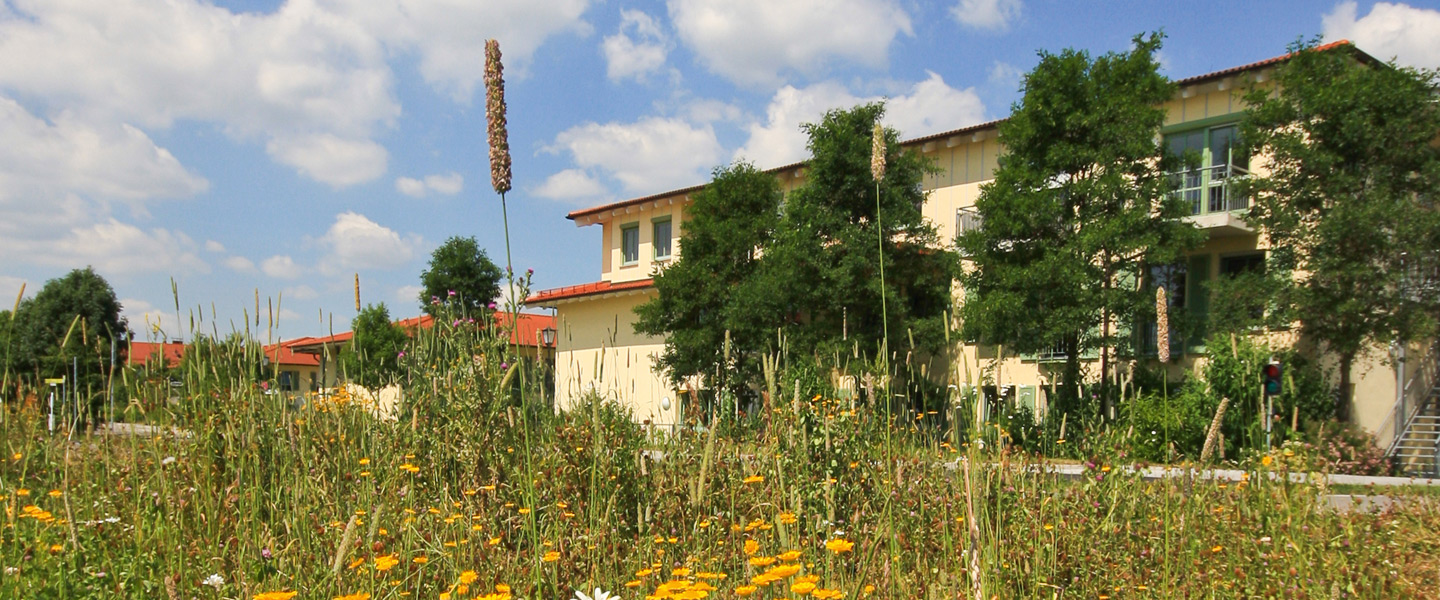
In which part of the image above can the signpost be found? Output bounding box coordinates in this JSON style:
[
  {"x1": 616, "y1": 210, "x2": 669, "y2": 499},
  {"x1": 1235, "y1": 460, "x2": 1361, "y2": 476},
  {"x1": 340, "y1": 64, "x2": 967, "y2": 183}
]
[{"x1": 44, "y1": 377, "x2": 64, "y2": 433}]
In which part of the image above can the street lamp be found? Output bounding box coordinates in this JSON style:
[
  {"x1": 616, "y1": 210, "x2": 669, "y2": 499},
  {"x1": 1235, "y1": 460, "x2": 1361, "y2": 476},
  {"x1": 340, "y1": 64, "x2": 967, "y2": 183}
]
[{"x1": 540, "y1": 327, "x2": 556, "y2": 347}]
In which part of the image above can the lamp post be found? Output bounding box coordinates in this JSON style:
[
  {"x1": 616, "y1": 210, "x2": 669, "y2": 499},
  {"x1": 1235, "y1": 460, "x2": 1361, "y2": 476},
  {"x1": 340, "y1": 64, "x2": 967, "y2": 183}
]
[{"x1": 540, "y1": 327, "x2": 556, "y2": 347}]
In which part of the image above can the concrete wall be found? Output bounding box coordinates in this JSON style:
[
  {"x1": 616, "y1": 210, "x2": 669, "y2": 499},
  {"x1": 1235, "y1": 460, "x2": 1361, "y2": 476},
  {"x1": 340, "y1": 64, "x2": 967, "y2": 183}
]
[{"x1": 552, "y1": 290, "x2": 680, "y2": 427}]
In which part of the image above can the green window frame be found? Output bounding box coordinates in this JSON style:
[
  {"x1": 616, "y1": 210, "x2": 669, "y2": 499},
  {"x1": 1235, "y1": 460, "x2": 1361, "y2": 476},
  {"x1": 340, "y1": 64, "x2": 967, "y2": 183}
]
[
  {"x1": 652, "y1": 217, "x2": 672, "y2": 260},
  {"x1": 1164, "y1": 122, "x2": 1250, "y2": 216},
  {"x1": 620, "y1": 223, "x2": 639, "y2": 265}
]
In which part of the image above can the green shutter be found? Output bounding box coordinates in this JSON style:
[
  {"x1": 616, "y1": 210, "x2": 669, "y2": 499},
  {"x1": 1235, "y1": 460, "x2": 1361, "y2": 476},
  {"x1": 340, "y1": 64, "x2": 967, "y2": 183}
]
[
  {"x1": 1186, "y1": 254, "x2": 1211, "y2": 349},
  {"x1": 1017, "y1": 385, "x2": 1038, "y2": 414}
]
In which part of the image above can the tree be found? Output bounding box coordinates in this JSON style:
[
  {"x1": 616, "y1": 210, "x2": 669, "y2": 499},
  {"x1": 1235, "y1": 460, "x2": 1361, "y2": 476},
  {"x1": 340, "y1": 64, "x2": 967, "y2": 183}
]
[
  {"x1": 418, "y1": 236, "x2": 504, "y2": 317},
  {"x1": 340, "y1": 303, "x2": 409, "y2": 388},
  {"x1": 11, "y1": 267, "x2": 128, "y2": 384},
  {"x1": 765, "y1": 103, "x2": 959, "y2": 363},
  {"x1": 957, "y1": 33, "x2": 1202, "y2": 417},
  {"x1": 634, "y1": 161, "x2": 783, "y2": 401},
  {"x1": 1238, "y1": 39, "x2": 1440, "y2": 421}
]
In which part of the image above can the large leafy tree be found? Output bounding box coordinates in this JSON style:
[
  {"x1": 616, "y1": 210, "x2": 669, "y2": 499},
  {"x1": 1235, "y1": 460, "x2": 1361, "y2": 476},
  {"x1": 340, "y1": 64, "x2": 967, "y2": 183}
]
[
  {"x1": 1239, "y1": 39, "x2": 1440, "y2": 421},
  {"x1": 634, "y1": 162, "x2": 783, "y2": 401},
  {"x1": 10, "y1": 267, "x2": 128, "y2": 385},
  {"x1": 340, "y1": 303, "x2": 410, "y2": 388},
  {"x1": 418, "y1": 236, "x2": 504, "y2": 317},
  {"x1": 958, "y1": 33, "x2": 1201, "y2": 417},
  {"x1": 763, "y1": 102, "x2": 959, "y2": 370}
]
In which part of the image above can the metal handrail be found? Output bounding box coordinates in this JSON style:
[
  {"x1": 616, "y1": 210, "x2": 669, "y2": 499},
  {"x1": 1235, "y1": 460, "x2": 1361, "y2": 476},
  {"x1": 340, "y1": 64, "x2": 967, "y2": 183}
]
[{"x1": 1381, "y1": 340, "x2": 1440, "y2": 455}]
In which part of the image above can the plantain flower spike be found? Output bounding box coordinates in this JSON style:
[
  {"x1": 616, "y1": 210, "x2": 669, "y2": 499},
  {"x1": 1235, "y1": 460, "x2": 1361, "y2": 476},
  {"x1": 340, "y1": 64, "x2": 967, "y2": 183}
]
[
  {"x1": 870, "y1": 122, "x2": 886, "y2": 182},
  {"x1": 1156, "y1": 286, "x2": 1170, "y2": 363},
  {"x1": 485, "y1": 39, "x2": 512, "y2": 195}
]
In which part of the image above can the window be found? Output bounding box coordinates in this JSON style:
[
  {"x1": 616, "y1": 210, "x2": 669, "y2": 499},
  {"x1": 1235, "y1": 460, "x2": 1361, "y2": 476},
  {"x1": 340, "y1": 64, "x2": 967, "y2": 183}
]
[
  {"x1": 1165, "y1": 124, "x2": 1250, "y2": 215},
  {"x1": 653, "y1": 218, "x2": 672, "y2": 260},
  {"x1": 1137, "y1": 263, "x2": 1186, "y2": 358},
  {"x1": 956, "y1": 207, "x2": 983, "y2": 234},
  {"x1": 279, "y1": 370, "x2": 297, "y2": 392},
  {"x1": 621, "y1": 223, "x2": 639, "y2": 265},
  {"x1": 1219, "y1": 253, "x2": 1265, "y2": 277}
]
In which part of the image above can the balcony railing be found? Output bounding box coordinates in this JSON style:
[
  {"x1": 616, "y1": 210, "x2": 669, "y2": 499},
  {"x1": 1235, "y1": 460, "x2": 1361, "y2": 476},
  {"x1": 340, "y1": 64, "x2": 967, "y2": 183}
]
[{"x1": 1171, "y1": 162, "x2": 1250, "y2": 216}]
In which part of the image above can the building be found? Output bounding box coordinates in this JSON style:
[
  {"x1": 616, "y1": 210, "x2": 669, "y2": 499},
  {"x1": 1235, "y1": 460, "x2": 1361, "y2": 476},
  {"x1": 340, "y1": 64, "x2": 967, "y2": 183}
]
[
  {"x1": 281, "y1": 311, "x2": 557, "y2": 391},
  {"x1": 527, "y1": 42, "x2": 1434, "y2": 448}
]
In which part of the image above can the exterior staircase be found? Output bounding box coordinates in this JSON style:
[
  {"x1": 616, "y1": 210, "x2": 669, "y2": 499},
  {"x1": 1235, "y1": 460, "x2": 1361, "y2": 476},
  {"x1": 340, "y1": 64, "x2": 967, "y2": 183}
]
[{"x1": 1390, "y1": 392, "x2": 1440, "y2": 478}]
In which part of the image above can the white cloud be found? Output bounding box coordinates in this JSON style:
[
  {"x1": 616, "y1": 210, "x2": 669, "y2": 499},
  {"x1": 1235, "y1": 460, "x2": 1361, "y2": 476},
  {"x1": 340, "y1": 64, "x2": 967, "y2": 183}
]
[
  {"x1": 262, "y1": 255, "x2": 305, "y2": 280},
  {"x1": 315, "y1": 212, "x2": 422, "y2": 275},
  {"x1": 735, "y1": 73, "x2": 987, "y2": 168},
  {"x1": 533, "y1": 168, "x2": 610, "y2": 203},
  {"x1": 667, "y1": 0, "x2": 912, "y2": 86},
  {"x1": 0, "y1": 97, "x2": 207, "y2": 205},
  {"x1": 122, "y1": 298, "x2": 184, "y2": 342},
  {"x1": 204, "y1": 240, "x2": 226, "y2": 253},
  {"x1": 424, "y1": 172, "x2": 464, "y2": 195},
  {"x1": 988, "y1": 61, "x2": 1023, "y2": 90},
  {"x1": 396, "y1": 171, "x2": 464, "y2": 197},
  {"x1": 35, "y1": 220, "x2": 209, "y2": 276},
  {"x1": 395, "y1": 284, "x2": 424, "y2": 305},
  {"x1": 223, "y1": 256, "x2": 257, "y2": 273},
  {"x1": 951, "y1": 0, "x2": 1021, "y2": 31},
  {"x1": 1323, "y1": 2, "x2": 1440, "y2": 69},
  {"x1": 0, "y1": 275, "x2": 27, "y2": 310},
  {"x1": 0, "y1": 0, "x2": 593, "y2": 192},
  {"x1": 266, "y1": 134, "x2": 388, "y2": 188},
  {"x1": 602, "y1": 9, "x2": 669, "y2": 82},
  {"x1": 396, "y1": 176, "x2": 427, "y2": 197},
  {"x1": 327, "y1": 0, "x2": 594, "y2": 101},
  {"x1": 546, "y1": 117, "x2": 723, "y2": 195},
  {"x1": 285, "y1": 285, "x2": 320, "y2": 301}
]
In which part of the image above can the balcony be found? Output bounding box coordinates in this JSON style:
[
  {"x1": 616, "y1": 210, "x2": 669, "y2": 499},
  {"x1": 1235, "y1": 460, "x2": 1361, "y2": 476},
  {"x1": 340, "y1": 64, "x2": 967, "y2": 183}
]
[{"x1": 1174, "y1": 163, "x2": 1253, "y2": 238}]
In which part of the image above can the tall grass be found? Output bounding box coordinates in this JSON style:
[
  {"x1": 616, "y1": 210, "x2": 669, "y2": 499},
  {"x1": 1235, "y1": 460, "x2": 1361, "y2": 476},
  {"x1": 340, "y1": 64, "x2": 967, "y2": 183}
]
[{"x1": 1, "y1": 315, "x2": 1437, "y2": 599}]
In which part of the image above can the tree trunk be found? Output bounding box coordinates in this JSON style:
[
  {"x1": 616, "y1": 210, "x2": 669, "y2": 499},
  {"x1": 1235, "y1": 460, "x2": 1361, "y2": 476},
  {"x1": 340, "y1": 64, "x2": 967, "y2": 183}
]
[
  {"x1": 1337, "y1": 351, "x2": 1354, "y2": 422},
  {"x1": 1063, "y1": 336, "x2": 1082, "y2": 417}
]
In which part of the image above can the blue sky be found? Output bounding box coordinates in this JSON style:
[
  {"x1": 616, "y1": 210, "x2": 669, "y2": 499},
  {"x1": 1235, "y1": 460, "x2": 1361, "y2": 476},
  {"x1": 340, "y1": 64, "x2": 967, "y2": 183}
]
[{"x1": 1, "y1": 0, "x2": 1437, "y2": 341}]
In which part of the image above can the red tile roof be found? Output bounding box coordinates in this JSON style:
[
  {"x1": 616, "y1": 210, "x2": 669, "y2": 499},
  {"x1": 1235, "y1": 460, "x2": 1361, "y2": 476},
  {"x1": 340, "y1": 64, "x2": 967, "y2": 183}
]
[
  {"x1": 526, "y1": 279, "x2": 655, "y2": 305},
  {"x1": 126, "y1": 341, "x2": 185, "y2": 368},
  {"x1": 283, "y1": 311, "x2": 557, "y2": 353},
  {"x1": 564, "y1": 41, "x2": 1367, "y2": 222},
  {"x1": 264, "y1": 340, "x2": 321, "y2": 367}
]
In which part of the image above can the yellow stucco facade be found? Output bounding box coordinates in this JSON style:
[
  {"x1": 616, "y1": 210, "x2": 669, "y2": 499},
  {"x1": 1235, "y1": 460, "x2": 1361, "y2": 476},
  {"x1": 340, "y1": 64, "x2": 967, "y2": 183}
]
[{"x1": 531, "y1": 51, "x2": 1426, "y2": 446}]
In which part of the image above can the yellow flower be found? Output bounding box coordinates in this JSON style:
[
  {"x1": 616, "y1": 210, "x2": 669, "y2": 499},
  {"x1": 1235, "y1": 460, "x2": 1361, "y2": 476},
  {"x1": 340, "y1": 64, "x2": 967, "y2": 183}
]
[
  {"x1": 812, "y1": 588, "x2": 844, "y2": 599},
  {"x1": 459, "y1": 570, "x2": 479, "y2": 585},
  {"x1": 543, "y1": 550, "x2": 560, "y2": 563},
  {"x1": 825, "y1": 538, "x2": 855, "y2": 554},
  {"x1": 334, "y1": 594, "x2": 371, "y2": 600},
  {"x1": 374, "y1": 554, "x2": 399, "y2": 572},
  {"x1": 412, "y1": 555, "x2": 428, "y2": 564},
  {"x1": 347, "y1": 557, "x2": 365, "y2": 570},
  {"x1": 358, "y1": 458, "x2": 371, "y2": 466},
  {"x1": 742, "y1": 475, "x2": 764, "y2": 484},
  {"x1": 749, "y1": 556, "x2": 777, "y2": 567},
  {"x1": 735, "y1": 585, "x2": 758, "y2": 597},
  {"x1": 1043, "y1": 524, "x2": 1054, "y2": 531},
  {"x1": 778, "y1": 512, "x2": 797, "y2": 524},
  {"x1": 671, "y1": 567, "x2": 691, "y2": 577},
  {"x1": 743, "y1": 540, "x2": 759, "y2": 556},
  {"x1": 254, "y1": 592, "x2": 298, "y2": 600},
  {"x1": 49, "y1": 544, "x2": 63, "y2": 553},
  {"x1": 625, "y1": 580, "x2": 642, "y2": 588},
  {"x1": 16, "y1": 489, "x2": 29, "y2": 497},
  {"x1": 791, "y1": 581, "x2": 817, "y2": 595},
  {"x1": 47, "y1": 490, "x2": 62, "y2": 498},
  {"x1": 636, "y1": 568, "x2": 654, "y2": 577},
  {"x1": 778, "y1": 550, "x2": 802, "y2": 562},
  {"x1": 1211, "y1": 545, "x2": 1224, "y2": 553},
  {"x1": 1261, "y1": 455, "x2": 1274, "y2": 467}
]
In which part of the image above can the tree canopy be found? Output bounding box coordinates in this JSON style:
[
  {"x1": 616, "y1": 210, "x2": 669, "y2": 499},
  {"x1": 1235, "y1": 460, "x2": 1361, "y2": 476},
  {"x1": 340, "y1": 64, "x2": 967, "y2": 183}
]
[
  {"x1": 637, "y1": 103, "x2": 959, "y2": 408},
  {"x1": 957, "y1": 33, "x2": 1201, "y2": 416},
  {"x1": 341, "y1": 303, "x2": 409, "y2": 388},
  {"x1": 419, "y1": 236, "x2": 504, "y2": 317},
  {"x1": 1238, "y1": 39, "x2": 1440, "y2": 421},
  {"x1": 634, "y1": 161, "x2": 783, "y2": 400},
  {"x1": 8, "y1": 268, "x2": 128, "y2": 384}
]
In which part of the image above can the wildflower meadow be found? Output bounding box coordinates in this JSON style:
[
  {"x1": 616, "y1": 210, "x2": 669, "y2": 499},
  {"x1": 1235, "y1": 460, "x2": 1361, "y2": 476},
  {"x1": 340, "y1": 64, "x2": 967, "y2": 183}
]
[{"x1": 2, "y1": 306, "x2": 1438, "y2": 600}]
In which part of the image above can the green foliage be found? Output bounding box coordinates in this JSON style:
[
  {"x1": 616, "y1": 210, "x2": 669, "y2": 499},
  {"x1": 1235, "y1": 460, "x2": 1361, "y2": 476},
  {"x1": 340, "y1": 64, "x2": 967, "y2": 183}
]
[
  {"x1": 634, "y1": 161, "x2": 782, "y2": 400},
  {"x1": 8, "y1": 268, "x2": 127, "y2": 389},
  {"x1": 764, "y1": 103, "x2": 958, "y2": 362},
  {"x1": 418, "y1": 236, "x2": 504, "y2": 317},
  {"x1": 339, "y1": 303, "x2": 409, "y2": 388},
  {"x1": 958, "y1": 33, "x2": 1203, "y2": 415},
  {"x1": 1239, "y1": 38, "x2": 1440, "y2": 420}
]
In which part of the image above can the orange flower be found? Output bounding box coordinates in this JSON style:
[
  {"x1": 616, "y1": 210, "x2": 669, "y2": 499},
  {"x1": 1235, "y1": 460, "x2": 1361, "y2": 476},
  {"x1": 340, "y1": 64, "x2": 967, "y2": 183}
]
[{"x1": 825, "y1": 538, "x2": 855, "y2": 554}]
